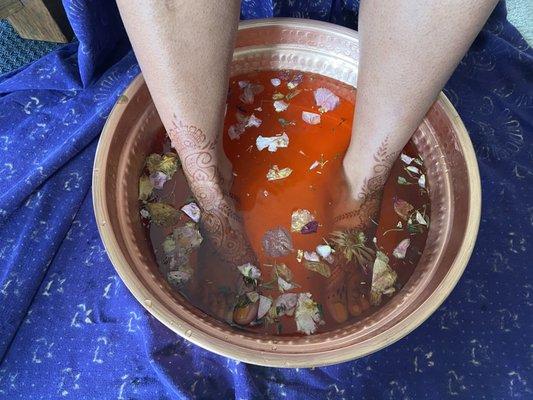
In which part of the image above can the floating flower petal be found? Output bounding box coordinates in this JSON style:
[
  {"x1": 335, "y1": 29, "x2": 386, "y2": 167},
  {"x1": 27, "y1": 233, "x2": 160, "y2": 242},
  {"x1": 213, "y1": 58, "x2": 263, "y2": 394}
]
[
  {"x1": 370, "y1": 251, "x2": 398, "y2": 306},
  {"x1": 287, "y1": 73, "x2": 303, "y2": 90},
  {"x1": 314, "y1": 87, "x2": 340, "y2": 112},
  {"x1": 257, "y1": 295, "x2": 273, "y2": 319},
  {"x1": 301, "y1": 220, "x2": 318, "y2": 234},
  {"x1": 415, "y1": 211, "x2": 428, "y2": 226},
  {"x1": 149, "y1": 171, "x2": 168, "y2": 190},
  {"x1": 303, "y1": 251, "x2": 320, "y2": 262},
  {"x1": 406, "y1": 166, "x2": 421, "y2": 174},
  {"x1": 392, "y1": 238, "x2": 411, "y2": 259},
  {"x1": 245, "y1": 114, "x2": 262, "y2": 128},
  {"x1": 266, "y1": 165, "x2": 293, "y2": 181},
  {"x1": 273, "y1": 293, "x2": 298, "y2": 317},
  {"x1": 273, "y1": 100, "x2": 289, "y2": 112},
  {"x1": 278, "y1": 276, "x2": 296, "y2": 292},
  {"x1": 400, "y1": 153, "x2": 414, "y2": 165},
  {"x1": 180, "y1": 202, "x2": 201, "y2": 223},
  {"x1": 237, "y1": 263, "x2": 261, "y2": 279},
  {"x1": 228, "y1": 123, "x2": 246, "y2": 140},
  {"x1": 316, "y1": 244, "x2": 332, "y2": 258},
  {"x1": 295, "y1": 293, "x2": 324, "y2": 335},
  {"x1": 270, "y1": 78, "x2": 281, "y2": 87},
  {"x1": 291, "y1": 209, "x2": 315, "y2": 232},
  {"x1": 256, "y1": 133, "x2": 289, "y2": 152},
  {"x1": 418, "y1": 174, "x2": 426, "y2": 189},
  {"x1": 302, "y1": 111, "x2": 321, "y2": 125}
]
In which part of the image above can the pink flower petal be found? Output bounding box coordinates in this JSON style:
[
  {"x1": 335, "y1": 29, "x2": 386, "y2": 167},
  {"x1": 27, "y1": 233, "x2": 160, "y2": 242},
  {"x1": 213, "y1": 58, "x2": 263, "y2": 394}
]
[
  {"x1": 302, "y1": 111, "x2": 321, "y2": 125},
  {"x1": 314, "y1": 87, "x2": 340, "y2": 112}
]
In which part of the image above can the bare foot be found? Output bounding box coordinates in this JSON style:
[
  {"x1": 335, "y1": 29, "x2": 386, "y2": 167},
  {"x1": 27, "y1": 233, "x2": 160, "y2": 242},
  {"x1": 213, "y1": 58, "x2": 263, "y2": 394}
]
[
  {"x1": 325, "y1": 168, "x2": 381, "y2": 322},
  {"x1": 325, "y1": 257, "x2": 349, "y2": 323}
]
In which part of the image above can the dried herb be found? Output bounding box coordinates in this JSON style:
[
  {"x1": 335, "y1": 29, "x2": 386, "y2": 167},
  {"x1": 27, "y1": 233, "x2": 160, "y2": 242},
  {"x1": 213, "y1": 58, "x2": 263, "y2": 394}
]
[
  {"x1": 139, "y1": 175, "x2": 154, "y2": 201},
  {"x1": 304, "y1": 259, "x2": 331, "y2": 278},
  {"x1": 144, "y1": 202, "x2": 180, "y2": 226},
  {"x1": 146, "y1": 152, "x2": 180, "y2": 178},
  {"x1": 329, "y1": 229, "x2": 375, "y2": 266}
]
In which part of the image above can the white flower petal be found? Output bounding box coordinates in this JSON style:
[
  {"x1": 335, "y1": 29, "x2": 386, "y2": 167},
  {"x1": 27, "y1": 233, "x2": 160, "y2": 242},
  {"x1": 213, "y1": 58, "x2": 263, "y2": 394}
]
[
  {"x1": 418, "y1": 174, "x2": 426, "y2": 189},
  {"x1": 273, "y1": 100, "x2": 289, "y2": 112},
  {"x1": 256, "y1": 133, "x2": 289, "y2": 152},
  {"x1": 180, "y1": 202, "x2": 201, "y2": 223},
  {"x1": 316, "y1": 244, "x2": 332, "y2": 258},
  {"x1": 302, "y1": 111, "x2": 321, "y2": 125},
  {"x1": 415, "y1": 211, "x2": 428, "y2": 226},
  {"x1": 295, "y1": 293, "x2": 323, "y2": 335},
  {"x1": 245, "y1": 114, "x2": 262, "y2": 128},
  {"x1": 400, "y1": 153, "x2": 414, "y2": 165},
  {"x1": 270, "y1": 78, "x2": 281, "y2": 87},
  {"x1": 237, "y1": 263, "x2": 261, "y2": 279},
  {"x1": 257, "y1": 295, "x2": 272, "y2": 319},
  {"x1": 392, "y1": 238, "x2": 411, "y2": 259},
  {"x1": 406, "y1": 166, "x2": 420, "y2": 174}
]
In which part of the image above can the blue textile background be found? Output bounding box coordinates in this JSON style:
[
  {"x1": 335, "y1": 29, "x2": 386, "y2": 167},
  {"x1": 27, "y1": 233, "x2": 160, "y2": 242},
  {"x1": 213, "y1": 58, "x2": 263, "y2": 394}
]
[{"x1": 0, "y1": 1, "x2": 531, "y2": 399}]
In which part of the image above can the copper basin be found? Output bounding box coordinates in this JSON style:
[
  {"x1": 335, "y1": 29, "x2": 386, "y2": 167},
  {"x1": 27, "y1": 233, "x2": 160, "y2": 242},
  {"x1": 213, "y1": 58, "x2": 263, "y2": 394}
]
[{"x1": 93, "y1": 19, "x2": 481, "y2": 367}]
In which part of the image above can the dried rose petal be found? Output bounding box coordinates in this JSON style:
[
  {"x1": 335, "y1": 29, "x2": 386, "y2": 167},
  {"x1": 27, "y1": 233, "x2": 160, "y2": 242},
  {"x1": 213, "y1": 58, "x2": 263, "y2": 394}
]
[
  {"x1": 302, "y1": 111, "x2": 321, "y2": 125},
  {"x1": 314, "y1": 87, "x2": 340, "y2": 112},
  {"x1": 393, "y1": 198, "x2": 414, "y2": 220},
  {"x1": 262, "y1": 227, "x2": 293, "y2": 257},
  {"x1": 301, "y1": 220, "x2": 318, "y2": 234},
  {"x1": 392, "y1": 238, "x2": 411, "y2": 259}
]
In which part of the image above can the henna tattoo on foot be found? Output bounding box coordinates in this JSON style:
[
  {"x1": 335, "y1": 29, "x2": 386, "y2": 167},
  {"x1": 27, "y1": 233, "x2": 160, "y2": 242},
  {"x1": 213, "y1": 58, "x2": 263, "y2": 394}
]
[{"x1": 168, "y1": 117, "x2": 255, "y2": 265}]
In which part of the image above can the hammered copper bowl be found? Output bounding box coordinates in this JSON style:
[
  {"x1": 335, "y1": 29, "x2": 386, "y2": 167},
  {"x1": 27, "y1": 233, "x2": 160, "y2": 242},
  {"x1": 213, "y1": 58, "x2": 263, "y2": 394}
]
[{"x1": 93, "y1": 19, "x2": 481, "y2": 367}]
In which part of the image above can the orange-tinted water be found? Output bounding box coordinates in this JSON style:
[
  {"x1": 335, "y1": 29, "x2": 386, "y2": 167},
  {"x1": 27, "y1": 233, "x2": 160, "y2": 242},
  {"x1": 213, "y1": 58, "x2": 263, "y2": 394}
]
[{"x1": 143, "y1": 70, "x2": 430, "y2": 335}]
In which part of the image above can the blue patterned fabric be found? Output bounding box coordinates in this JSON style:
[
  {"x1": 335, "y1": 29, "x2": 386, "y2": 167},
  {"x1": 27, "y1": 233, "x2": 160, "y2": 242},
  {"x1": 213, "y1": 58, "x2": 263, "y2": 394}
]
[{"x1": 0, "y1": 1, "x2": 531, "y2": 398}]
